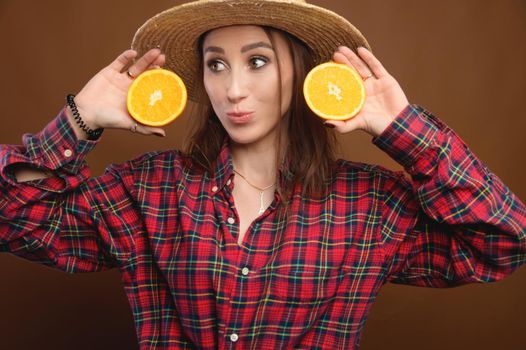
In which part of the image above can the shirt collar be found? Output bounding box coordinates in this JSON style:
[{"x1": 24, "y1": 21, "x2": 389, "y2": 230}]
[
  {"x1": 209, "y1": 137, "x2": 294, "y2": 201},
  {"x1": 210, "y1": 137, "x2": 235, "y2": 193}
]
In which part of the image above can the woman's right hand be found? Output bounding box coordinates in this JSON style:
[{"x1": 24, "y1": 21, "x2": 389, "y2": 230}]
[{"x1": 73, "y1": 48, "x2": 167, "y2": 137}]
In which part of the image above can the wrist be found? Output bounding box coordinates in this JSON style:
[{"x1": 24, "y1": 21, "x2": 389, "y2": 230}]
[
  {"x1": 367, "y1": 114, "x2": 395, "y2": 138},
  {"x1": 367, "y1": 103, "x2": 410, "y2": 138},
  {"x1": 72, "y1": 93, "x2": 99, "y2": 129},
  {"x1": 66, "y1": 94, "x2": 104, "y2": 140}
]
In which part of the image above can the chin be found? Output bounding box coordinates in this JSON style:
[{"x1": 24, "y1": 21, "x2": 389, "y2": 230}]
[
  {"x1": 226, "y1": 128, "x2": 270, "y2": 147},
  {"x1": 227, "y1": 132, "x2": 258, "y2": 145}
]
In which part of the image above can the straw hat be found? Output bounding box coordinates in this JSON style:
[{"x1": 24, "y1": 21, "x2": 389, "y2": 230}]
[{"x1": 131, "y1": 0, "x2": 371, "y2": 102}]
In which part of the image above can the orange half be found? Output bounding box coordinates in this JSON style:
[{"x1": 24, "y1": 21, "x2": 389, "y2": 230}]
[
  {"x1": 127, "y1": 68, "x2": 187, "y2": 126},
  {"x1": 303, "y1": 62, "x2": 366, "y2": 120}
]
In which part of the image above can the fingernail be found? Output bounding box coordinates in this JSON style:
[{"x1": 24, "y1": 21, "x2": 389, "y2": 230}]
[
  {"x1": 324, "y1": 123, "x2": 335, "y2": 128},
  {"x1": 154, "y1": 132, "x2": 165, "y2": 137}
]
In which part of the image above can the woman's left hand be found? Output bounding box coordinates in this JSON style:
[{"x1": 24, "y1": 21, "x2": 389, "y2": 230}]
[{"x1": 324, "y1": 46, "x2": 409, "y2": 137}]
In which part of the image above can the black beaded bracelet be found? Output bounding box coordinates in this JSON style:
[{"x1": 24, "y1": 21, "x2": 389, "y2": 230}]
[{"x1": 66, "y1": 94, "x2": 104, "y2": 140}]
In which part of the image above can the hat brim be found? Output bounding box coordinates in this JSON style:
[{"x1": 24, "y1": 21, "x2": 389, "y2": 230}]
[{"x1": 131, "y1": 0, "x2": 371, "y2": 102}]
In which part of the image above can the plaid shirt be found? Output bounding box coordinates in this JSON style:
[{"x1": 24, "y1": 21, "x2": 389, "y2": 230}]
[{"x1": 1, "y1": 104, "x2": 525, "y2": 349}]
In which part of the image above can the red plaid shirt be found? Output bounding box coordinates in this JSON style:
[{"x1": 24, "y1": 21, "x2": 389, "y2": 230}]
[{"x1": 1, "y1": 104, "x2": 525, "y2": 349}]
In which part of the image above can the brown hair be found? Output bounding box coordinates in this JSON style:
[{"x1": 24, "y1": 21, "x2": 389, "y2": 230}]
[{"x1": 183, "y1": 26, "x2": 338, "y2": 206}]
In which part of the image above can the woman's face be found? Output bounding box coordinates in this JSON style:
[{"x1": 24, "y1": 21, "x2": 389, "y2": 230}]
[{"x1": 202, "y1": 25, "x2": 293, "y2": 147}]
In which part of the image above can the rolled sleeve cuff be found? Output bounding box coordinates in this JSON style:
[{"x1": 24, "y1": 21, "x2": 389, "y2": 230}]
[
  {"x1": 372, "y1": 104, "x2": 443, "y2": 169},
  {"x1": 24, "y1": 106, "x2": 101, "y2": 173},
  {"x1": 1, "y1": 106, "x2": 101, "y2": 188}
]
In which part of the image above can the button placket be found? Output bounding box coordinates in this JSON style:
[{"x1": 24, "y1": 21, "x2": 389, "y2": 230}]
[{"x1": 225, "y1": 244, "x2": 256, "y2": 347}]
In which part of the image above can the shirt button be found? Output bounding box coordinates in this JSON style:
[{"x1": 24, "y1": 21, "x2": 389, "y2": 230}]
[
  {"x1": 230, "y1": 333, "x2": 239, "y2": 342},
  {"x1": 226, "y1": 179, "x2": 232, "y2": 186},
  {"x1": 211, "y1": 186, "x2": 218, "y2": 193},
  {"x1": 64, "y1": 149, "x2": 73, "y2": 158},
  {"x1": 227, "y1": 217, "x2": 235, "y2": 224},
  {"x1": 241, "y1": 267, "x2": 250, "y2": 276}
]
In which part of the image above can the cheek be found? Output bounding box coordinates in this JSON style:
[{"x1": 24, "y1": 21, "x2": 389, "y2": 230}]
[
  {"x1": 257, "y1": 71, "x2": 282, "y2": 103},
  {"x1": 280, "y1": 71, "x2": 294, "y2": 114},
  {"x1": 203, "y1": 78, "x2": 213, "y2": 101},
  {"x1": 203, "y1": 75, "x2": 221, "y2": 105}
]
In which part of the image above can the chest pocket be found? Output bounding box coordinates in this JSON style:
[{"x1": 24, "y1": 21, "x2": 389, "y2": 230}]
[{"x1": 268, "y1": 265, "x2": 344, "y2": 304}]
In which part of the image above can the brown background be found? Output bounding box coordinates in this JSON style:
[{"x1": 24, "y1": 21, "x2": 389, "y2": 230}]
[{"x1": 1, "y1": 0, "x2": 525, "y2": 349}]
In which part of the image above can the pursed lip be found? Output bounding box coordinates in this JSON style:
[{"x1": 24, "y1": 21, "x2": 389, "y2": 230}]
[
  {"x1": 226, "y1": 111, "x2": 255, "y2": 124},
  {"x1": 226, "y1": 111, "x2": 254, "y2": 117}
]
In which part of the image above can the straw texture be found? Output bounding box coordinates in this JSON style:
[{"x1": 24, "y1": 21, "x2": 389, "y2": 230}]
[{"x1": 131, "y1": 0, "x2": 371, "y2": 102}]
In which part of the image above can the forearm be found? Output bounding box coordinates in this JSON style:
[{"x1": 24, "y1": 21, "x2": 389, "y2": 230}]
[
  {"x1": 375, "y1": 105, "x2": 526, "y2": 226},
  {"x1": 376, "y1": 105, "x2": 526, "y2": 286},
  {"x1": 0, "y1": 109, "x2": 128, "y2": 270},
  {"x1": 1, "y1": 167, "x2": 122, "y2": 272},
  {"x1": 12, "y1": 164, "x2": 53, "y2": 182}
]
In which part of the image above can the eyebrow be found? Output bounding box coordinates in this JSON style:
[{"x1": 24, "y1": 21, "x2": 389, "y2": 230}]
[{"x1": 204, "y1": 41, "x2": 274, "y2": 54}]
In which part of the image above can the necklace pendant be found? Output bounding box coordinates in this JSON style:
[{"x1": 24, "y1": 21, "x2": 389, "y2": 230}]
[
  {"x1": 232, "y1": 169, "x2": 275, "y2": 216},
  {"x1": 258, "y1": 191, "x2": 265, "y2": 215}
]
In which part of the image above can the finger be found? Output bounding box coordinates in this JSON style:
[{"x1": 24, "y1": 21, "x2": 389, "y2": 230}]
[
  {"x1": 143, "y1": 126, "x2": 166, "y2": 137},
  {"x1": 337, "y1": 46, "x2": 373, "y2": 78},
  {"x1": 109, "y1": 49, "x2": 138, "y2": 72},
  {"x1": 128, "y1": 48, "x2": 163, "y2": 77},
  {"x1": 357, "y1": 47, "x2": 389, "y2": 78},
  {"x1": 131, "y1": 122, "x2": 166, "y2": 137},
  {"x1": 333, "y1": 52, "x2": 354, "y2": 70},
  {"x1": 147, "y1": 54, "x2": 166, "y2": 70},
  {"x1": 333, "y1": 52, "x2": 364, "y2": 77},
  {"x1": 152, "y1": 53, "x2": 166, "y2": 67},
  {"x1": 324, "y1": 117, "x2": 362, "y2": 134}
]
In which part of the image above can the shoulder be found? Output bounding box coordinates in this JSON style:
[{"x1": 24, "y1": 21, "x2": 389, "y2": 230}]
[
  {"x1": 103, "y1": 149, "x2": 194, "y2": 181},
  {"x1": 327, "y1": 160, "x2": 415, "y2": 214},
  {"x1": 129, "y1": 149, "x2": 186, "y2": 170},
  {"x1": 333, "y1": 158, "x2": 411, "y2": 190},
  {"x1": 335, "y1": 159, "x2": 404, "y2": 179}
]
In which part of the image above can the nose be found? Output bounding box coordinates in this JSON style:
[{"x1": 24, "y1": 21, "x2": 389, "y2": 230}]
[{"x1": 226, "y1": 68, "x2": 248, "y2": 103}]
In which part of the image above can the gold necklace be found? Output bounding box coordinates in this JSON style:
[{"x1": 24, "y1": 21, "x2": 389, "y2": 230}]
[{"x1": 233, "y1": 169, "x2": 276, "y2": 215}]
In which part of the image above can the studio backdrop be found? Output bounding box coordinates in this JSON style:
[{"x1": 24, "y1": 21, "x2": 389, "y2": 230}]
[{"x1": 0, "y1": 1, "x2": 525, "y2": 349}]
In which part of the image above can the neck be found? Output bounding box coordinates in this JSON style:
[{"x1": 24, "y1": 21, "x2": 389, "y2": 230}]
[{"x1": 230, "y1": 139, "x2": 278, "y2": 186}]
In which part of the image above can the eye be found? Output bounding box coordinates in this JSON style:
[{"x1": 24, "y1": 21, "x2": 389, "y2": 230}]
[
  {"x1": 206, "y1": 59, "x2": 226, "y2": 72},
  {"x1": 250, "y1": 56, "x2": 268, "y2": 69}
]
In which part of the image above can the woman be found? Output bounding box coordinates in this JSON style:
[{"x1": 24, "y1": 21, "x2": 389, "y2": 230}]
[{"x1": 1, "y1": 0, "x2": 525, "y2": 349}]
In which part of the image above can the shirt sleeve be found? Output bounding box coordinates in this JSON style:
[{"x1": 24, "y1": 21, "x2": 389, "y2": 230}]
[
  {"x1": 0, "y1": 107, "x2": 135, "y2": 272},
  {"x1": 373, "y1": 104, "x2": 526, "y2": 287}
]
